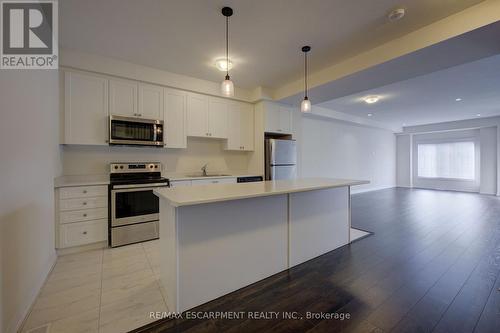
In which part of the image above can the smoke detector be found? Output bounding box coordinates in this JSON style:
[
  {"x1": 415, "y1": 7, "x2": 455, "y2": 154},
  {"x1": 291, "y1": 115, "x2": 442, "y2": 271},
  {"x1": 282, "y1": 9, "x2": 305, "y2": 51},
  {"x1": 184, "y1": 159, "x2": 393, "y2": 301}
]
[{"x1": 387, "y1": 8, "x2": 405, "y2": 22}]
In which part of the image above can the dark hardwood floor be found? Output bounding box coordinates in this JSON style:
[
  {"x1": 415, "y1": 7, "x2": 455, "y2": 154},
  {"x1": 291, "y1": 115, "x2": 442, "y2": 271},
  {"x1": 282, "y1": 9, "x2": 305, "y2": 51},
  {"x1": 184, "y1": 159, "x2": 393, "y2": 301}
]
[{"x1": 134, "y1": 188, "x2": 500, "y2": 333}]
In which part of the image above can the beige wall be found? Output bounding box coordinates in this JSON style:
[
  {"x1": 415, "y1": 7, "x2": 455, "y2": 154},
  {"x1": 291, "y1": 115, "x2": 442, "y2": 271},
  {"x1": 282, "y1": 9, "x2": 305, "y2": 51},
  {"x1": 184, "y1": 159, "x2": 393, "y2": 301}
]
[
  {"x1": 0, "y1": 70, "x2": 61, "y2": 333},
  {"x1": 62, "y1": 138, "x2": 250, "y2": 176}
]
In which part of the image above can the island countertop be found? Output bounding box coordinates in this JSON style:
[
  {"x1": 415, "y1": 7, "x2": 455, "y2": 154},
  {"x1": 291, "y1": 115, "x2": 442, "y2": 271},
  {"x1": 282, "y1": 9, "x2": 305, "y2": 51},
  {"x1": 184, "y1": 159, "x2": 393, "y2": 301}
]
[{"x1": 154, "y1": 178, "x2": 368, "y2": 207}]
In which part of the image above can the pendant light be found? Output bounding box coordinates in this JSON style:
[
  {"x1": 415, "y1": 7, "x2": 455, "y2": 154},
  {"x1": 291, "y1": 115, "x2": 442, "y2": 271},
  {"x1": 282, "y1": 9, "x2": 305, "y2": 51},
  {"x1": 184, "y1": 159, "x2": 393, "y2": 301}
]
[
  {"x1": 300, "y1": 46, "x2": 312, "y2": 113},
  {"x1": 220, "y1": 7, "x2": 234, "y2": 97}
]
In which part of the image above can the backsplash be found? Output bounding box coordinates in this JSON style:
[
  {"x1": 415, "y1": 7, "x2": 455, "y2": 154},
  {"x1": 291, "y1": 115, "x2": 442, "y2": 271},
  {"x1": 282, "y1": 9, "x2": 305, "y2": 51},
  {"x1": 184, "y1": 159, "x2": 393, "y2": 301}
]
[{"x1": 62, "y1": 137, "x2": 250, "y2": 175}]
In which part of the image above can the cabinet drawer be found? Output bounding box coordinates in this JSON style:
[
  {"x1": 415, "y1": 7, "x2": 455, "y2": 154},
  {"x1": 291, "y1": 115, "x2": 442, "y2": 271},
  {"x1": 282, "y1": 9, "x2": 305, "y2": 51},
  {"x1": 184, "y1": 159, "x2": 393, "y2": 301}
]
[
  {"x1": 60, "y1": 208, "x2": 108, "y2": 224},
  {"x1": 59, "y1": 196, "x2": 108, "y2": 211},
  {"x1": 59, "y1": 185, "x2": 108, "y2": 199},
  {"x1": 59, "y1": 219, "x2": 107, "y2": 248},
  {"x1": 169, "y1": 180, "x2": 192, "y2": 188},
  {"x1": 191, "y1": 177, "x2": 237, "y2": 185}
]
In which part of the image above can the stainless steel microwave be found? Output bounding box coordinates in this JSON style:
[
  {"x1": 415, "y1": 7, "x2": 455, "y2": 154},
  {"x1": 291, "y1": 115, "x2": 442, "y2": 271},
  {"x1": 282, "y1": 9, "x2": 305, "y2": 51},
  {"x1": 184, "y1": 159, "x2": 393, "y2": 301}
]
[{"x1": 109, "y1": 115, "x2": 164, "y2": 147}]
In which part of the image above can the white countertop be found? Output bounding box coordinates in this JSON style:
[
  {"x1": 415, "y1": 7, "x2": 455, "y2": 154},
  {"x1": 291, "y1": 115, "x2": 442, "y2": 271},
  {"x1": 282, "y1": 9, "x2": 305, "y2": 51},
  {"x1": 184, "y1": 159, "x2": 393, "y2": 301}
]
[
  {"x1": 54, "y1": 174, "x2": 110, "y2": 188},
  {"x1": 154, "y1": 178, "x2": 369, "y2": 207}
]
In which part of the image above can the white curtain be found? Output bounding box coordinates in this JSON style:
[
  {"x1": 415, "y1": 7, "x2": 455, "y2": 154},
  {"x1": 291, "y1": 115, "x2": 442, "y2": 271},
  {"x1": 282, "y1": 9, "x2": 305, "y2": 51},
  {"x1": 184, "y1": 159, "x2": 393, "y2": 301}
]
[{"x1": 417, "y1": 141, "x2": 475, "y2": 180}]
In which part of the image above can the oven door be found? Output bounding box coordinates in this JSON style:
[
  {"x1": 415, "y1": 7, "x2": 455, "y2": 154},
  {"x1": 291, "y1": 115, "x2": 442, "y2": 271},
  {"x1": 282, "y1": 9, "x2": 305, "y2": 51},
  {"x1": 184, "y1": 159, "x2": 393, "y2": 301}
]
[
  {"x1": 109, "y1": 115, "x2": 164, "y2": 146},
  {"x1": 111, "y1": 185, "x2": 166, "y2": 227}
]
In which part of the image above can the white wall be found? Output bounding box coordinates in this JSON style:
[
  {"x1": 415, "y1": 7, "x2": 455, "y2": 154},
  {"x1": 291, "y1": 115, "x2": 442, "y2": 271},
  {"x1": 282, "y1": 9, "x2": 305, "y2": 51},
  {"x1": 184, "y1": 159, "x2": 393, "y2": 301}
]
[
  {"x1": 396, "y1": 134, "x2": 412, "y2": 187},
  {"x1": 292, "y1": 110, "x2": 396, "y2": 194},
  {"x1": 480, "y1": 127, "x2": 497, "y2": 195},
  {"x1": 397, "y1": 117, "x2": 500, "y2": 195},
  {"x1": 0, "y1": 71, "x2": 61, "y2": 333},
  {"x1": 62, "y1": 138, "x2": 250, "y2": 176}
]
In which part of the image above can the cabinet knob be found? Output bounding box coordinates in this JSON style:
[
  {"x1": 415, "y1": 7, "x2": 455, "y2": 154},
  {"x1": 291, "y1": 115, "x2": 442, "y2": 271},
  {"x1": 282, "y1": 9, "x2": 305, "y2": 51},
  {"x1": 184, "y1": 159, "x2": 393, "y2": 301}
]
[
  {"x1": 83, "y1": 213, "x2": 87, "y2": 217},
  {"x1": 82, "y1": 231, "x2": 87, "y2": 235},
  {"x1": 83, "y1": 202, "x2": 87, "y2": 205},
  {"x1": 83, "y1": 190, "x2": 87, "y2": 194}
]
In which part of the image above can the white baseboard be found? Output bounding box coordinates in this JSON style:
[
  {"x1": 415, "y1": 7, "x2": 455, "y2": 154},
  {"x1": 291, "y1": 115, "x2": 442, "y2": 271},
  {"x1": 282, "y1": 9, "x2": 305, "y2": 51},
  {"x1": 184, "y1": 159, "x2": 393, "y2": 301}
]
[{"x1": 10, "y1": 252, "x2": 57, "y2": 333}]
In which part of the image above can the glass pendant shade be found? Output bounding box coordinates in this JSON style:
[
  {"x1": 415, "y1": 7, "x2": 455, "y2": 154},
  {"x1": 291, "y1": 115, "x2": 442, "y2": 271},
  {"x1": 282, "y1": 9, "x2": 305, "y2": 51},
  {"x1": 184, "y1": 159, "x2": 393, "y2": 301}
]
[
  {"x1": 301, "y1": 97, "x2": 312, "y2": 113},
  {"x1": 221, "y1": 76, "x2": 234, "y2": 97}
]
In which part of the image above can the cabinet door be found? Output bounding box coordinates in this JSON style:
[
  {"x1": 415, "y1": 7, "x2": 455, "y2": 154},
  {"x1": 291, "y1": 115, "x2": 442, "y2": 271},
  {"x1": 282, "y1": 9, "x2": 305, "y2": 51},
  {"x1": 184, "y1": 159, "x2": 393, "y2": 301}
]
[
  {"x1": 279, "y1": 105, "x2": 292, "y2": 134},
  {"x1": 264, "y1": 102, "x2": 281, "y2": 133},
  {"x1": 192, "y1": 177, "x2": 237, "y2": 185},
  {"x1": 208, "y1": 97, "x2": 228, "y2": 139},
  {"x1": 187, "y1": 93, "x2": 209, "y2": 137},
  {"x1": 169, "y1": 180, "x2": 192, "y2": 187},
  {"x1": 164, "y1": 88, "x2": 187, "y2": 148},
  {"x1": 109, "y1": 78, "x2": 138, "y2": 117},
  {"x1": 239, "y1": 103, "x2": 254, "y2": 151},
  {"x1": 64, "y1": 71, "x2": 109, "y2": 145},
  {"x1": 138, "y1": 83, "x2": 163, "y2": 119},
  {"x1": 225, "y1": 103, "x2": 241, "y2": 150}
]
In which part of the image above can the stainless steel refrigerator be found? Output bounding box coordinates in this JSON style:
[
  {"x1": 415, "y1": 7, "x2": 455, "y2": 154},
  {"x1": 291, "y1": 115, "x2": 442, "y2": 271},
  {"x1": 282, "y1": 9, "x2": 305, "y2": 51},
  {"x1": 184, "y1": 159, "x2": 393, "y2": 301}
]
[{"x1": 265, "y1": 139, "x2": 297, "y2": 180}]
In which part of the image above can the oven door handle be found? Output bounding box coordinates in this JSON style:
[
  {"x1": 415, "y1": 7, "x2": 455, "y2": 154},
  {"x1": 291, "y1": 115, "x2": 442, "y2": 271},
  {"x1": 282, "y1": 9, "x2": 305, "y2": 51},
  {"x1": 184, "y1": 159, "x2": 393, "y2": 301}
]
[{"x1": 112, "y1": 183, "x2": 169, "y2": 190}]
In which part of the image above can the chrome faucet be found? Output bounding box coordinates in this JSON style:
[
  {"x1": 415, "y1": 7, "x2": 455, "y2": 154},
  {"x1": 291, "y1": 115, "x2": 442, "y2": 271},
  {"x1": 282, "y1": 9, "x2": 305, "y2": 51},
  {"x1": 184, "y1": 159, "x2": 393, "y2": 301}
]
[{"x1": 201, "y1": 163, "x2": 208, "y2": 177}]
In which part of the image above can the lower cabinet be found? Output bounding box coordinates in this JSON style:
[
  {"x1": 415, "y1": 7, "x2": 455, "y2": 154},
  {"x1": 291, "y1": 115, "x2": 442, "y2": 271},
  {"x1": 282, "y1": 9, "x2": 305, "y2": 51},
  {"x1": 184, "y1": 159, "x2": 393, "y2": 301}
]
[
  {"x1": 59, "y1": 219, "x2": 108, "y2": 248},
  {"x1": 191, "y1": 178, "x2": 237, "y2": 185},
  {"x1": 56, "y1": 185, "x2": 109, "y2": 249}
]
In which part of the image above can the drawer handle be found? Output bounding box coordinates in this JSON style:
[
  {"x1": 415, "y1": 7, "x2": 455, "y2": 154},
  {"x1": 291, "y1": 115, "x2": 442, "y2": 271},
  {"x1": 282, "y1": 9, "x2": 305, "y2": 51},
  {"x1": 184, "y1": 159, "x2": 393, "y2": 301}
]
[
  {"x1": 82, "y1": 231, "x2": 87, "y2": 235},
  {"x1": 83, "y1": 202, "x2": 87, "y2": 206},
  {"x1": 83, "y1": 213, "x2": 87, "y2": 217}
]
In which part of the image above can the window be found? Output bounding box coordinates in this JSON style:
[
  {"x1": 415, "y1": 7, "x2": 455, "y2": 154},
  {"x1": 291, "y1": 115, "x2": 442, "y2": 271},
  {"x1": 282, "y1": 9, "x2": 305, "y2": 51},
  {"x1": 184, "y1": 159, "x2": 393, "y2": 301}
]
[{"x1": 417, "y1": 141, "x2": 475, "y2": 180}]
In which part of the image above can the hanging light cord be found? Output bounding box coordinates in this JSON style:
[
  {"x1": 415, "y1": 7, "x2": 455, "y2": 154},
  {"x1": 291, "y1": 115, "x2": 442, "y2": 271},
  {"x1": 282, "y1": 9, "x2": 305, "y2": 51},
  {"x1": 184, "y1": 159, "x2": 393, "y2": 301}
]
[
  {"x1": 225, "y1": 15, "x2": 229, "y2": 79},
  {"x1": 304, "y1": 51, "x2": 308, "y2": 98}
]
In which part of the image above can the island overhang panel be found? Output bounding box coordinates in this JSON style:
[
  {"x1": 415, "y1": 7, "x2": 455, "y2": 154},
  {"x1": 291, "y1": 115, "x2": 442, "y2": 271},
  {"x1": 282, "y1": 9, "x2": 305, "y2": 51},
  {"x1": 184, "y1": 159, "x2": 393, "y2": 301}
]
[{"x1": 154, "y1": 178, "x2": 368, "y2": 312}]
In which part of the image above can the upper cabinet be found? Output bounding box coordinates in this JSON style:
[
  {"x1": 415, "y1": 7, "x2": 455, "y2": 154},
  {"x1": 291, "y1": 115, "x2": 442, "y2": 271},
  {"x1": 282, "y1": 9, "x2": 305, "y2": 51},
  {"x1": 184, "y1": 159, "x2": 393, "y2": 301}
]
[
  {"x1": 109, "y1": 78, "x2": 138, "y2": 117},
  {"x1": 226, "y1": 102, "x2": 254, "y2": 151},
  {"x1": 110, "y1": 78, "x2": 164, "y2": 120},
  {"x1": 63, "y1": 71, "x2": 109, "y2": 145},
  {"x1": 62, "y1": 69, "x2": 254, "y2": 150},
  {"x1": 208, "y1": 97, "x2": 228, "y2": 139},
  {"x1": 139, "y1": 83, "x2": 164, "y2": 119},
  {"x1": 187, "y1": 93, "x2": 227, "y2": 139},
  {"x1": 264, "y1": 102, "x2": 292, "y2": 134},
  {"x1": 164, "y1": 88, "x2": 187, "y2": 148}
]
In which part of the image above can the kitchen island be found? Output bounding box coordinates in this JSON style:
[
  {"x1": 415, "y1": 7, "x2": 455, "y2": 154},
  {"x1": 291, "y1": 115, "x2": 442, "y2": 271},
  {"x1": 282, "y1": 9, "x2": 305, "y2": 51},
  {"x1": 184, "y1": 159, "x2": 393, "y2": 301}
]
[{"x1": 154, "y1": 178, "x2": 368, "y2": 312}]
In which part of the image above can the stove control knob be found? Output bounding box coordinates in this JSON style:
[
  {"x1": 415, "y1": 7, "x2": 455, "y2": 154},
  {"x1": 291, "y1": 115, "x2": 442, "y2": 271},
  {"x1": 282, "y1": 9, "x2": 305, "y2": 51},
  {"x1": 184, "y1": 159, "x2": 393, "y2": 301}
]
[
  {"x1": 114, "y1": 165, "x2": 118, "y2": 169},
  {"x1": 150, "y1": 165, "x2": 154, "y2": 169},
  {"x1": 155, "y1": 165, "x2": 158, "y2": 168},
  {"x1": 120, "y1": 166, "x2": 124, "y2": 169}
]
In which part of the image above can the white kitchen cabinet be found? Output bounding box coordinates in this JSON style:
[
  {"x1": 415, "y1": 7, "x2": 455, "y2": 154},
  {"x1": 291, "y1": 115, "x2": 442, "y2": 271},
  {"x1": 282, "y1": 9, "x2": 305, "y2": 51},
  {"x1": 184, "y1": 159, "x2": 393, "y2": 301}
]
[
  {"x1": 264, "y1": 102, "x2": 292, "y2": 134},
  {"x1": 187, "y1": 93, "x2": 209, "y2": 137},
  {"x1": 164, "y1": 88, "x2": 187, "y2": 148},
  {"x1": 187, "y1": 93, "x2": 228, "y2": 139},
  {"x1": 139, "y1": 83, "x2": 164, "y2": 119},
  {"x1": 191, "y1": 177, "x2": 237, "y2": 185},
  {"x1": 169, "y1": 180, "x2": 192, "y2": 188},
  {"x1": 56, "y1": 185, "x2": 108, "y2": 249},
  {"x1": 63, "y1": 71, "x2": 109, "y2": 145},
  {"x1": 208, "y1": 97, "x2": 228, "y2": 138},
  {"x1": 109, "y1": 78, "x2": 138, "y2": 117},
  {"x1": 226, "y1": 102, "x2": 254, "y2": 151}
]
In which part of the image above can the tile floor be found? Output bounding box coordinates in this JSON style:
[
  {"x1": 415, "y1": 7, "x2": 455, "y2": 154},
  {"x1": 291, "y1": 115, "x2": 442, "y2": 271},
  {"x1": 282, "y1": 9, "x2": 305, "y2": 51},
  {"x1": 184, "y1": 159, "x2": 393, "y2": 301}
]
[{"x1": 22, "y1": 240, "x2": 167, "y2": 333}]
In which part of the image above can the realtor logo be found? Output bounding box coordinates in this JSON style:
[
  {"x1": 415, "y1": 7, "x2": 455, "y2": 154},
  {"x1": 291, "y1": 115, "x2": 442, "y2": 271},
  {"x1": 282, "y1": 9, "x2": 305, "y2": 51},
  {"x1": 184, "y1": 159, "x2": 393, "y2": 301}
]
[{"x1": 1, "y1": 0, "x2": 58, "y2": 69}]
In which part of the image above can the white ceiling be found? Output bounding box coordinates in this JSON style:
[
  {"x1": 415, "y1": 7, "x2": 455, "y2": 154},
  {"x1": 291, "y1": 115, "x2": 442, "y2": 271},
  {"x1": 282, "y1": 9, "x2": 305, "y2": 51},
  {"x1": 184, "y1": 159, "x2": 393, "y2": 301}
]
[
  {"x1": 318, "y1": 54, "x2": 500, "y2": 128},
  {"x1": 60, "y1": 0, "x2": 483, "y2": 89}
]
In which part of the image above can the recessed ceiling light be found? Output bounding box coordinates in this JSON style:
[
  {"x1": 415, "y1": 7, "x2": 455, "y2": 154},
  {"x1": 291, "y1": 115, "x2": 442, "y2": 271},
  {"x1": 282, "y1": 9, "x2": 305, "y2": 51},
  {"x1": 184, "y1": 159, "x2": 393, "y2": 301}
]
[
  {"x1": 455, "y1": 98, "x2": 462, "y2": 102},
  {"x1": 387, "y1": 8, "x2": 405, "y2": 22},
  {"x1": 363, "y1": 95, "x2": 380, "y2": 104},
  {"x1": 476, "y1": 113, "x2": 481, "y2": 117},
  {"x1": 402, "y1": 123, "x2": 406, "y2": 126},
  {"x1": 367, "y1": 113, "x2": 373, "y2": 117},
  {"x1": 215, "y1": 58, "x2": 233, "y2": 72}
]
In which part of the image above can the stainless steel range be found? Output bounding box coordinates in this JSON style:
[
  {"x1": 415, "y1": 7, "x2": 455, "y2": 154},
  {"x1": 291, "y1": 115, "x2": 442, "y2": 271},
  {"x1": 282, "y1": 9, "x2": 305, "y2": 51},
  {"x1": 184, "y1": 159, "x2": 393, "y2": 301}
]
[{"x1": 109, "y1": 162, "x2": 169, "y2": 247}]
